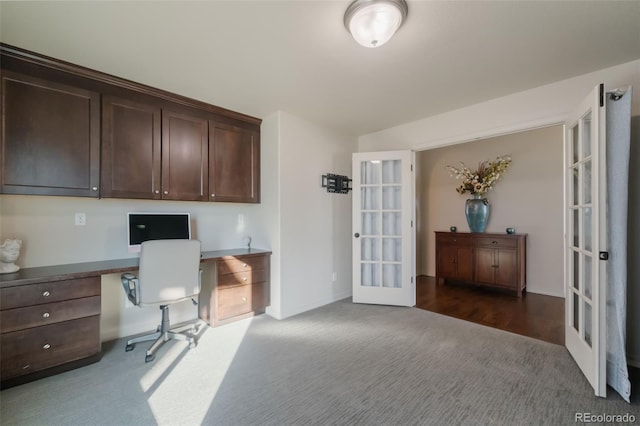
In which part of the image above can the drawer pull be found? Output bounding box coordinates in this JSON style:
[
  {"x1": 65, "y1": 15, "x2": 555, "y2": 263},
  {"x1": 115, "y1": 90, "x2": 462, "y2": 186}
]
[
  {"x1": 243, "y1": 277, "x2": 248, "y2": 281},
  {"x1": 243, "y1": 264, "x2": 248, "y2": 268},
  {"x1": 242, "y1": 297, "x2": 247, "y2": 302},
  {"x1": 492, "y1": 241, "x2": 498, "y2": 244},
  {"x1": 43, "y1": 291, "x2": 51, "y2": 297},
  {"x1": 22, "y1": 364, "x2": 31, "y2": 370},
  {"x1": 43, "y1": 312, "x2": 50, "y2": 318},
  {"x1": 43, "y1": 344, "x2": 51, "y2": 350}
]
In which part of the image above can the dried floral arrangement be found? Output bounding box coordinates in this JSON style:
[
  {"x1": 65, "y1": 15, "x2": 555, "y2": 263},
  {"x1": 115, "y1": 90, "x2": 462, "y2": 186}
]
[{"x1": 446, "y1": 155, "x2": 512, "y2": 196}]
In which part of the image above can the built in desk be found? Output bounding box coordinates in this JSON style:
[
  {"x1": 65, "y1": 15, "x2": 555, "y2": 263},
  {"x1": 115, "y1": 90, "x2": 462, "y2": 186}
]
[{"x1": 0, "y1": 248, "x2": 271, "y2": 389}]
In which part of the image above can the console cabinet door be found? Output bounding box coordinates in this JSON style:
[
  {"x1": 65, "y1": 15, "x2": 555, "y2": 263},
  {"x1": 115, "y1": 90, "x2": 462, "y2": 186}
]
[
  {"x1": 209, "y1": 122, "x2": 260, "y2": 203},
  {"x1": 455, "y1": 246, "x2": 474, "y2": 281},
  {"x1": 101, "y1": 96, "x2": 161, "y2": 199},
  {"x1": 1, "y1": 71, "x2": 100, "y2": 197},
  {"x1": 494, "y1": 249, "x2": 518, "y2": 287},
  {"x1": 162, "y1": 110, "x2": 209, "y2": 201}
]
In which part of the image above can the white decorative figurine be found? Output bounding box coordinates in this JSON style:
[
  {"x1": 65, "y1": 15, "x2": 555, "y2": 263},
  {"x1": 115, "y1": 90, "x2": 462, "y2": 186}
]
[{"x1": 0, "y1": 239, "x2": 22, "y2": 274}]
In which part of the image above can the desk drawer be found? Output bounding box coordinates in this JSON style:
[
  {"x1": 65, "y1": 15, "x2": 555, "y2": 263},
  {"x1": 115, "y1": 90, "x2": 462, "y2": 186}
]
[
  {"x1": 474, "y1": 237, "x2": 518, "y2": 248},
  {"x1": 217, "y1": 255, "x2": 269, "y2": 275},
  {"x1": 0, "y1": 277, "x2": 101, "y2": 310},
  {"x1": 0, "y1": 296, "x2": 101, "y2": 333},
  {"x1": 0, "y1": 316, "x2": 101, "y2": 380},
  {"x1": 217, "y1": 268, "x2": 268, "y2": 288},
  {"x1": 217, "y1": 282, "x2": 268, "y2": 321}
]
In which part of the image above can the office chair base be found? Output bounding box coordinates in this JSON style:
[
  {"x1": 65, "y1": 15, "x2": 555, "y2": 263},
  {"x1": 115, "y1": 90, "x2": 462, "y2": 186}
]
[{"x1": 125, "y1": 305, "x2": 201, "y2": 362}]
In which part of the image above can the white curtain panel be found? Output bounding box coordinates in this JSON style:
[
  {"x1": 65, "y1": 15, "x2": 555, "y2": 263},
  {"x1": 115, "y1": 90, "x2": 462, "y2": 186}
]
[{"x1": 605, "y1": 86, "x2": 632, "y2": 403}]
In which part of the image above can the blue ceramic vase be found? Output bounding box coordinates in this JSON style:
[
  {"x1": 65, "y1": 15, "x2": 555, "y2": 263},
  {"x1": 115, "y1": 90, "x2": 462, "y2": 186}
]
[{"x1": 465, "y1": 194, "x2": 490, "y2": 232}]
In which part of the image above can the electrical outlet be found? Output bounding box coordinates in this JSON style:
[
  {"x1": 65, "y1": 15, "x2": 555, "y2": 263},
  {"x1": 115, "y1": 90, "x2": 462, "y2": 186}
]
[{"x1": 75, "y1": 212, "x2": 86, "y2": 226}]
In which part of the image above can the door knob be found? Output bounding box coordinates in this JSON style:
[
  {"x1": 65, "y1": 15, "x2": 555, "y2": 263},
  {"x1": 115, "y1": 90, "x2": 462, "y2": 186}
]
[{"x1": 354, "y1": 233, "x2": 360, "y2": 238}]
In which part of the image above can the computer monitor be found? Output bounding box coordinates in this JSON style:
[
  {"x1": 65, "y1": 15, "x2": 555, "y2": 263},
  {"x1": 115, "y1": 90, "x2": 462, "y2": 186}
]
[{"x1": 127, "y1": 212, "x2": 192, "y2": 253}]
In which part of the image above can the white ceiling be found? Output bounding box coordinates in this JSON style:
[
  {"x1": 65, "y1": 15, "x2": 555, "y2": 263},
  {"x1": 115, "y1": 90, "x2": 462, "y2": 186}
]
[{"x1": 1, "y1": 1, "x2": 639, "y2": 136}]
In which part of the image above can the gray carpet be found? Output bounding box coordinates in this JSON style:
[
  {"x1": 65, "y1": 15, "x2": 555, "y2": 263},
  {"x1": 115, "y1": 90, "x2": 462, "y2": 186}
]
[{"x1": 1, "y1": 298, "x2": 638, "y2": 425}]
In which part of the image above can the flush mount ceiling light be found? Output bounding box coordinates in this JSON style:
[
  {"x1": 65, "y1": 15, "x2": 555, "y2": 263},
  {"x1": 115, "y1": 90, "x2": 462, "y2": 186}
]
[{"x1": 344, "y1": 0, "x2": 408, "y2": 48}]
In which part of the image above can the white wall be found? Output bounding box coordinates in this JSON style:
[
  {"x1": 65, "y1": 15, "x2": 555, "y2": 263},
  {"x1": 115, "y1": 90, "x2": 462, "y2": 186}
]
[
  {"x1": 417, "y1": 126, "x2": 564, "y2": 297},
  {"x1": 277, "y1": 111, "x2": 356, "y2": 318},
  {"x1": 359, "y1": 60, "x2": 640, "y2": 152}
]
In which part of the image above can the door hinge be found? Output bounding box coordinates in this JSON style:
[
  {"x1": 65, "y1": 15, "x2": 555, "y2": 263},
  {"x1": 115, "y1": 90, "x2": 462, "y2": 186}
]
[
  {"x1": 411, "y1": 220, "x2": 413, "y2": 228},
  {"x1": 599, "y1": 251, "x2": 609, "y2": 261},
  {"x1": 411, "y1": 276, "x2": 413, "y2": 283},
  {"x1": 411, "y1": 164, "x2": 413, "y2": 172}
]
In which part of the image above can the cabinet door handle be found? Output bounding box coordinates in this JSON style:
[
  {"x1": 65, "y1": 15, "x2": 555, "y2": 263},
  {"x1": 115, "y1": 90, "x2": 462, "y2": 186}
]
[
  {"x1": 43, "y1": 344, "x2": 51, "y2": 350},
  {"x1": 492, "y1": 241, "x2": 498, "y2": 244},
  {"x1": 211, "y1": 194, "x2": 215, "y2": 198},
  {"x1": 242, "y1": 277, "x2": 248, "y2": 281},
  {"x1": 243, "y1": 263, "x2": 248, "y2": 268},
  {"x1": 154, "y1": 190, "x2": 160, "y2": 194},
  {"x1": 42, "y1": 291, "x2": 50, "y2": 297},
  {"x1": 163, "y1": 190, "x2": 169, "y2": 195},
  {"x1": 43, "y1": 312, "x2": 50, "y2": 318},
  {"x1": 92, "y1": 186, "x2": 98, "y2": 191},
  {"x1": 242, "y1": 297, "x2": 247, "y2": 302}
]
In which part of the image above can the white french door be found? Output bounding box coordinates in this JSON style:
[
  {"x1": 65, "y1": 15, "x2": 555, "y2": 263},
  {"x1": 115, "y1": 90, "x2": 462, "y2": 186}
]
[
  {"x1": 564, "y1": 84, "x2": 607, "y2": 397},
  {"x1": 352, "y1": 150, "x2": 415, "y2": 306}
]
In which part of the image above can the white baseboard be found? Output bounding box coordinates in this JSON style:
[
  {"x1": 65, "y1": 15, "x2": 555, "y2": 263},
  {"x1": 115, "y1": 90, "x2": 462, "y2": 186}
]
[
  {"x1": 280, "y1": 291, "x2": 352, "y2": 320},
  {"x1": 526, "y1": 288, "x2": 564, "y2": 298},
  {"x1": 627, "y1": 355, "x2": 640, "y2": 368}
]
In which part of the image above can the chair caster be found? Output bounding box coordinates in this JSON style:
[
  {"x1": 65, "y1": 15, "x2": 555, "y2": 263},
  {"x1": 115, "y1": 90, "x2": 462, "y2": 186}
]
[
  {"x1": 145, "y1": 354, "x2": 155, "y2": 363},
  {"x1": 125, "y1": 344, "x2": 135, "y2": 352}
]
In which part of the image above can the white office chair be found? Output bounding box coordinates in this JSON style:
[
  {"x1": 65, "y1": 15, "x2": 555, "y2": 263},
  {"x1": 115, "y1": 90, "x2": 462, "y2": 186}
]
[{"x1": 121, "y1": 239, "x2": 202, "y2": 362}]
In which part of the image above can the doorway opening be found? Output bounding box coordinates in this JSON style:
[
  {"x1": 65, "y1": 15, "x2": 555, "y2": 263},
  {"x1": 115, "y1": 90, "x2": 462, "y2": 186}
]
[{"x1": 413, "y1": 125, "x2": 565, "y2": 344}]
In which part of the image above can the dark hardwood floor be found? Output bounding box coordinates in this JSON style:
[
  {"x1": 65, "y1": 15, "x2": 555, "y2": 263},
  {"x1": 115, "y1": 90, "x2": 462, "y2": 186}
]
[{"x1": 415, "y1": 275, "x2": 564, "y2": 345}]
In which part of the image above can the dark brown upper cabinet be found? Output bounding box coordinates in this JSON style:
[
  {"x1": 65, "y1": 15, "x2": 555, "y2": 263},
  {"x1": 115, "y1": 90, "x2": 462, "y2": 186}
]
[
  {"x1": 1, "y1": 71, "x2": 100, "y2": 197},
  {"x1": 209, "y1": 122, "x2": 260, "y2": 203},
  {"x1": 101, "y1": 96, "x2": 162, "y2": 199},
  {"x1": 1, "y1": 43, "x2": 261, "y2": 203},
  {"x1": 162, "y1": 109, "x2": 209, "y2": 201},
  {"x1": 102, "y1": 97, "x2": 209, "y2": 201}
]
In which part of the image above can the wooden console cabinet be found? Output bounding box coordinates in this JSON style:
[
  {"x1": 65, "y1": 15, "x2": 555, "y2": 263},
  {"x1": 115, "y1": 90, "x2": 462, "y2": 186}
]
[
  {"x1": 199, "y1": 252, "x2": 270, "y2": 326},
  {"x1": 435, "y1": 232, "x2": 527, "y2": 297},
  {"x1": 0, "y1": 277, "x2": 102, "y2": 388}
]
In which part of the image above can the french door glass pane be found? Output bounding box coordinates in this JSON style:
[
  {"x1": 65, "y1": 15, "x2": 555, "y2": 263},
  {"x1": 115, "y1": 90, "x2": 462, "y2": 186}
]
[
  {"x1": 361, "y1": 263, "x2": 380, "y2": 287},
  {"x1": 361, "y1": 212, "x2": 380, "y2": 236},
  {"x1": 361, "y1": 161, "x2": 381, "y2": 184},
  {"x1": 584, "y1": 255, "x2": 592, "y2": 299},
  {"x1": 382, "y1": 186, "x2": 401, "y2": 210},
  {"x1": 361, "y1": 238, "x2": 379, "y2": 261},
  {"x1": 585, "y1": 302, "x2": 592, "y2": 347},
  {"x1": 583, "y1": 161, "x2": 592, "y2": 204},
  {"x1": 382, "y1": 212, "x2": 401, "y2": 236},
  {"x1": 573, "y1": 251, "x2": 580, "y2": 290},
  {"x1": 382, "y1": 238, "x2": 401, "y2": 262},
  {"x1": 382, "y1": 264, "x2": 401, "y2": 288},
  {"x1": 573, "y1": 293, "x2": 580, "y2": 332},
  {"x1": 361, "y1": 187, "x2": 379, "y2": 210},
  {"x1": 583, "y1": 207, "x2": 592, "y2": 251},
  {"x1": 572, "y1": 125, "x2": 579, "y2": 163},
  {"x1": 573, "y1": 209, "x2": 579, "y2": 247},
  {"x1": 382, "y1": 160, "x2": 401, "y2": 184},
  {"x1": 582, "y1": 113, "x2": 592, "y2": 158},
  {"x1": 573, "y1": 167, "x2": 580, "y2": 206}
]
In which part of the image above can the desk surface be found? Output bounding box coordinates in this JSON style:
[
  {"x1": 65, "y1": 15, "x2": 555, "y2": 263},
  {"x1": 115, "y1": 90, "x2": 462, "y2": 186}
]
[{"x1": 0, "y1": 248, "x2": 271, "y2": 288}]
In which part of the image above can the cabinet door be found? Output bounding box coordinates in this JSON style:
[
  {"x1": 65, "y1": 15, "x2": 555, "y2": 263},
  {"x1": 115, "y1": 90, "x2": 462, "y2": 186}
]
[
  {"x1": 209, "y1": 122, "x2": 260, "y2": 203},
  {"x1": 101, "y1": 96, "x2": 161, "y2": 199},
  {"x1": 436, "y1": 244, "x2": 456, "y2": 279},
  {"x1": 474, "y1": 246, "x2": 495, "y2": 284},
  {"x1": 455, "y1": 246, "x2": 474, "y2": 281},
  {"x1": 495, "y1": 249, "x2": 518, "y2": 287},
  {"x1": 162, "y1": 110, "x2": 208, "y2": 201},
  {"x1": 1, "y1": 71, "x2": 100, "y2": 197}
]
